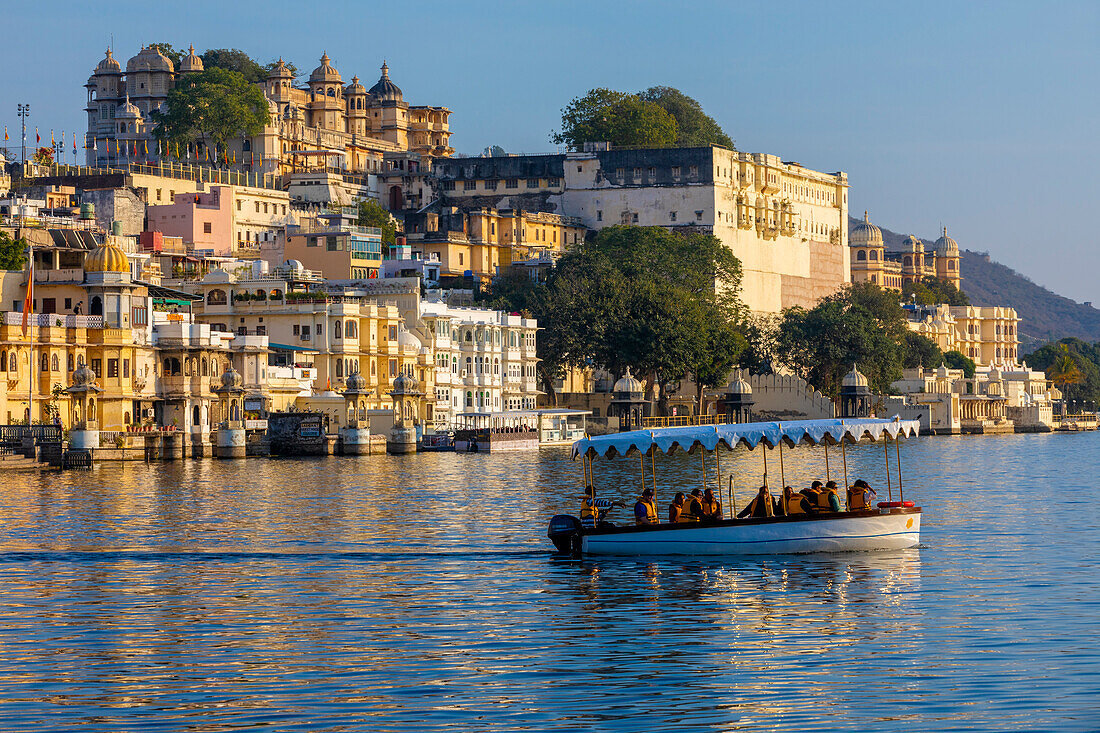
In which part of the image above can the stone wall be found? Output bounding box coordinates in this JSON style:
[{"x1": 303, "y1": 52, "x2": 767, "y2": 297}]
[{"x1": 747, "y1": 373, "x2": 834, "y2": 420}]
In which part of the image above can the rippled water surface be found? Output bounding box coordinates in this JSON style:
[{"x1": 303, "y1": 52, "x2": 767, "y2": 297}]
[{"x1": 0, "y1": 432, "x2": 1097, "y2": 731}]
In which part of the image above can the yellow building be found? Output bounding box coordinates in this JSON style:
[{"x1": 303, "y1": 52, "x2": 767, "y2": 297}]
[
  {"x1": 281, "y1": 211, "x2": 383, "y2": 280},
  {"x1": 850, "y1": 213, "x2": 961, "y2": 290},
  {"x1": 906, "y1": 303, "x2": 1019, "y2": 366},
  {"x1": 85, "y1": 47, "x2": 453, "y2": 176}
]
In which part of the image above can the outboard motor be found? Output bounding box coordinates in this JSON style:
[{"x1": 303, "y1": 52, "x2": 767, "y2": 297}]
[{"x1": 548, "y1": 515, "x2": 582, "y2": 555}]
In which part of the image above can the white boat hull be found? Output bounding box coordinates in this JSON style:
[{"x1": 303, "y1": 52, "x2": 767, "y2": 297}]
[{"x1": 581, "y1": 510, "x2": 921, "y2": 556}]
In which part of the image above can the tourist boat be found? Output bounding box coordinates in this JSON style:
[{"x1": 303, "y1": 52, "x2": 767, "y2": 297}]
[{"x1": 547, "y1": 417, "x2": 922, "y2": 556}]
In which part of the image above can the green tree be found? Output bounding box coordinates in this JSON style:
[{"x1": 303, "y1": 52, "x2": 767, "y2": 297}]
[
  {"x1": 152, "y1": 67, "x2": 270, "y2": 150},
  {"x1": 943, "y1": 350, "x2": 976, "y2": 377},
  {"x1": 1024, "y1": 338, "x2": 1100, "y2": 406},
  {"x1": 640, "y1": 86, "x2": 734, "y2": 148},
  {"x1": 356, "y1": 198, "x2": 397, "y2": 254},
  {"x1": 201, "y1": 48, "x2": 267, "y2": 83},
  {"x1": 0, "y1": 231, "x2": 28, "y2": 271},
  {"x1": 903, "y1": 332, "x2": 943, "y2": 369},
  {"x1": 902, "y1": 275, "x2": 970, "y2": 306},
  {"x1": 775, "y1": 282, "x2": 909, "y2": 397},
  {"x1": 551, "y1": 89, "x2": 678, "y2": 149}
]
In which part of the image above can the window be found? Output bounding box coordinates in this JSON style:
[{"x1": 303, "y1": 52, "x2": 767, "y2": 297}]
[
  {"x1": 857, "y1": 250, "x2": 866, "y2": 261},
  {"x1": 327, "y1": 236, "x2": 338, "y2": 251},
  {"x1": 547, "y1": 178, "x2": 560, "y2": 187},
  {"x1": 301, "y1": 325, "x2": 310, "y2": 340},
  {"x1": 485, "y1": 180, "x2": 498, "y2": 191},
  {"x1": 293, "y1": 324, "x2": 300, "y2": 336},
  {"x1": 671, "y1": 166, "x2": 680, "y2": 177},
  {"x1": 596, "y1": 210, "x2": 602, "y2": 222},
  {"x1": 615, "y1": 168, "x2": 624, "y2": 180},
  {"x1": 463, "y1": 180, "x2": 476, "y2": 191},
  {"x1": 669, "y1": 211, "x2": 677, "y2": 222},
  {"x1": 459, "y1": 253, "x2": 464, "y2": 266},
  {"x1": 203, "y1": 222, "x2": 212, "y2": 234},
  {"x1": 441, "y1": 180, "x2": 455, "y2": 191},
  {"x1": 632, "y1": 213, "x2": 639, "y2": 223},
  {"x1": 388, "y1": 359, "x2": 397, "y2": 377},
  {"x1": 107, "y1": 359, "x2": 119, "y2": 378},
  {"x1": 255, "y1": 201, "x2": 260, "y2": 213},
  {"x1": 506, "y1": 179, "x2": 518, "y2": 189},
  {"x1": 237, "y1": 200, "x2": 242, "y2": 211},
  {"x1": 527, "y1": 179, "x2": 540, "y2": 188},
  {"x1": 67, "y1": 354, "x2": 74, "y2": 371},
  {"x1": 123, "y1": 359, "x2": 129, "y2": 378},
  {"x1": 689, "y1": 165, "x2": 698, "y2": 176},
  {"x1": 388, "y1": 326, "x2": 398, "y2": 341}
]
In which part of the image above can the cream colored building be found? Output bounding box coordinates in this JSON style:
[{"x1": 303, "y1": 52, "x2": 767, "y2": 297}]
[
  {"x1": 850, "y1": 213, "x2": 961, "y2": 290},
  {"x1": 85, "y1": 47, "x2": 453, "y2": 175},
  {"x1": 432, "y1": 146, "x2": 849, "y2": 313},
  {"x1": 906, "y1": 303, "x2": 1019, "y2": 366}
]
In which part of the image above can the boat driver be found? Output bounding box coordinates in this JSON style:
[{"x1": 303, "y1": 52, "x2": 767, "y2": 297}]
[
  {"x1": 634, "y1": 487, "x2": 659, "y2": 525},
  {"x1": 581, "y1": 485, "x2": 622, "y2": 529}
]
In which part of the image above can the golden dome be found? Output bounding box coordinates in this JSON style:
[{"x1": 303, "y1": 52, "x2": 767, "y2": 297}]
[{"x1": 84, "y1": 243, "x2": 130, "y2": 273}]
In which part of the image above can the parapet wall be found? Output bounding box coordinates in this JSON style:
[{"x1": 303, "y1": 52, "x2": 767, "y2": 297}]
[{"x1": 748, "y1": 373, "x2": 835, "y2": 420}]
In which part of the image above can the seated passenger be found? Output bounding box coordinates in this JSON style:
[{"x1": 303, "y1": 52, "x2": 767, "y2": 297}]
[
  {"x1": 700, "y1": 487, "x2": 723, "y2": 522},
  {"x1": 822, "y1": 481, "x2": 842, "y2": 512},
  {"x1": 681, "y1": 489, "x2": 704, "y2": 522},
  {"x1": 781, "y1": 486, "x2": 814, "y2": 516},
  {"x1": 580, "y1": 485, "x2": 622, "y2": 529},
  {"x1": 634, "y1": 487, "x2": 659, "y2": 526},
  {"x1": 668, "y1": 492, "x2": 686, "y2": 523},
  {"x1": 738, "y1": 485, "x2": 775, "y2": 518},
  {"x1": 847, "y1": 479, "x2": 877, "y2": 511},
  {"x1": 800, "y1": 480, "x2": 825, "y2": 504}
]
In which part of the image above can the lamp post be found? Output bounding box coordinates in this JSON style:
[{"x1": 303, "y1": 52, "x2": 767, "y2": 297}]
[{"x1": 16, "y1": 103, "x2": 30, "y2": 164}]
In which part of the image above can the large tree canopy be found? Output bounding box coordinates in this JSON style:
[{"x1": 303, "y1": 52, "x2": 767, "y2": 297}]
[
  {"x1": 201, "y1": 48, "x2": 268, "y2": 83},
  {"x1": 482, "y1": 226, "x2": 747, "y2": 410},
  {"x1": 640, "y1": 86, "x2": 734, "y2": 148},
  {"x1": 1024, "y1": 338, "x2": 1100, "y2": 405},
  {"x1": 0, "y1": 231, "x2": 27, "y2": 271},
  {"x1": 551, "y1": 89, "x2": 678, "y2": 149},
  {"x1": 552, "y1": 87, "x2": 733, "y2": 150},
  {"x1": 152, "y1": 67, "x2": 270, "y2": 148},
  {"x1": 356, "y1": 198, "x2": 397, "y2": 253},
  {"x1": 902, "y1": 275, "x2": 970, "y2": 306},
  {"x1": 775, "y1": 282, "x2": 922, "y2": 396}
]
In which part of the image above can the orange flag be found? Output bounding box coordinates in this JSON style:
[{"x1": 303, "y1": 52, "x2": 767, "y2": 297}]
[{"x1": 21, "y1": 272, "x2": 32, "y2": 336}]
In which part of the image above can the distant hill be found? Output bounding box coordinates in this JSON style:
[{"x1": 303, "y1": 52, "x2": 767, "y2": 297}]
[{"x1": 849, "y1": 216, "x2": 1100, "y2": 348}]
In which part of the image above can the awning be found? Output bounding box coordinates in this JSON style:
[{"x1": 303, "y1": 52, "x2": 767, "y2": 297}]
[
  {"x1": 269, "y1": 342, "x2": 318, "y2": 353},
  {"x1": 138, "y1": 281, "x2": 204, "y2": 301},
  {"x1": 572, "y1": 417, "x2": 921, "y2": 459}
]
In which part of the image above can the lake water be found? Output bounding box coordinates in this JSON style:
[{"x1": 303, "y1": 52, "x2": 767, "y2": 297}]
[{"x1": 0, "y1": 432, "x2": 1097, "y2": 731}]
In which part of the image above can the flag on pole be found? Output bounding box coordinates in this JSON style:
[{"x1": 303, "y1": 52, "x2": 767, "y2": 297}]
[
  {"x1": 73, "y1": 135, "x2": 77, "y2": 153},
  {"x1": 51, "y1": 130, "x2": 55, "y2": 146},
  {"x1": 36, "y1": 128, "x2": 40, "y2": 144},
  {"x1": 21, "y1": 272, "x2": 32, "y2": 337},
  {"x1": 144, "y1": 139, "x2": 148, "y2": 155},
  {"x1": 3, "y1": 127, "x2": 7, "y2": 142}
]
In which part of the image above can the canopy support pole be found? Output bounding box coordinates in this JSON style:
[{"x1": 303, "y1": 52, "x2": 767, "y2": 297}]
[
  {"x1": 763, "y1": 444, "x2": 769, "y2": 488},
  {"x1": 639, "y1": 453, "x2": 646, "y2": 493},
  {"x1": 895, "y1": 434, "x2": 904, "y2": 503},
  {"x1": 700, "y1": 450, "x2": 707, "y2": 492},
  {"x1": 778, "y1": 440, "x2": 786, "y2": 489},
  {"x1": 715, "y1": 444, "x2": 723, "y2": 519},
  {"x1": 729, "y1": 474, "x2": 736, "y2": 516},
  {"x1": 841, "y1": 435, "x2": 850, "y2": 510},
  {"x1": 651, "y1": 447, "x2": 657, "y2": 505},
  {"x1": 884, "y1": 438, "x2": 892, "y2": 502},
  {"x1": 824, "y1": 441, "x2": 831, "y2": 483}
]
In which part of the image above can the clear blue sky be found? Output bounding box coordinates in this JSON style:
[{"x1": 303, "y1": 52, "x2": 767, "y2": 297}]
[{"x1": 2, "y1": 1, "x2": 1097, "y2": 302}]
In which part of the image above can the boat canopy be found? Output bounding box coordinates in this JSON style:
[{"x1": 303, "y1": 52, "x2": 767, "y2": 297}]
[{"x1": 571, "y1": 417, "x2": 921, "y2": 459}]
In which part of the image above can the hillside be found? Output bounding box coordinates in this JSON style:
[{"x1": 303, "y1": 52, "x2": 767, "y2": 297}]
[{"x1": 849, "y1": 216, "x2": 1100, "y2": 347}]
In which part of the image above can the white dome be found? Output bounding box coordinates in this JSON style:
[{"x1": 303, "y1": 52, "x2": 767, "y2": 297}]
[
  {"x1": 613, "y1": 367, "x2": 644, "y2": 394},
  {"x1": 842, "y1": 364, "x2": 869, "y2": 388},
  {"x1": 934, "y1": 227, "x2": 959, "y2": 255},
  {"x1": 726, "y1": 368, "x2": 752, "y2": 395},
  {"x1": 397, "y1": 326, "x2": 421, "y2": 352},
  {"x1": 850, "y1": 211, "x2": 883, "y2": 247}
]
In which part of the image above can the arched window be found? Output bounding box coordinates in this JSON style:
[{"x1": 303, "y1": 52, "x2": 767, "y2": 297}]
[
  {"x1": 327, "y1": 87, "x2": 335, "y2": 97},
  {"x1": 871, "y1": 275, "x2": 877, "y2": 284},
  {"x1": 67, "y1": 354, "x2": 74, "y2": 371},
  {"x1": 124, "y1": 411, "x2": 131, "y2": 425},
  {"x1": 202, "y1": 358, "x2": 208, "y2": 377},
  {"x1": 164, "y1": 357, "x2": 172, "y2": 374},
  {"x1": 856, "y1": 250, "x2": 867, "y2": 261},
  {"x1": 371, "y1": 361, "x2": 376, "y2": 375},
  {"x1": 345, "y1": 320, "x2": 356, "y2": 338},
  {"x1": 948, "y1": 260, "x2": 955, "y2": 271},
  {"x1": 9, "y1": 353, "x2": 16, "y2": 372},
  {"x1": 333, "y1": 320, "x2": 342, "y2": 339},
  {"x1": 466, "y1": 391, "x2": 473, "y2": 408},
  {"x1": 211, "y1": 359, "x2": 218, "y2": 376},
  {"x1": 193, "y1": 405, "x2": 201, "y2": 424},
  {"x1": 0, "y1": 351, "x2": 6, "y2": 371},
  {"x1": 242, "y1": 140, "x2": 251, "y2": 152},
  {"x1": 90, "y1": 296, "x2": 103, "y2": 316},
  {"x1": 870, "y1": 250, "x2": 878, "y2": 261},
  {"x1": 903, "y1": 256, "x2": 912, "y2": 267},
  {"x1": 51, "y1": 354, "x2": 60, "y2": 371},
  {"x1": 184, "y1": 358, "x2": 192, "y2": 376},
  {"x1": 336, "y1": 359, "x2": 344, "y2": 377},
  {"x1": 465, "y1": 330, "x2": 472, "y2": 342},
  {"x1": 207, "y1": 289, "x2": 227, "y2": 305},
  {"x1": 41, "y1": 354, "x2": 49, "y2": 372}
]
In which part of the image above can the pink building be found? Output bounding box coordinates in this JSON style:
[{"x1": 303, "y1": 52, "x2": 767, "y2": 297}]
[{"x1": 146, "y1": 186, "x2": 234, "y2": 255}]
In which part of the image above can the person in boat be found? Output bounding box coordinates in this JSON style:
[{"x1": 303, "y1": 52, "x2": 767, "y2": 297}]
[
  {"x1": 780, "y1": 486, "x2": 814, "y2": 516},
  {"x1": 668, "y1": 492, "x2": 686, "y2": 523},
  {"x1": 738, "y1": 485, "x2": 775, "y2": 518},
  {"x1": 820, "y1": 481, "x2": 843, "y2": 512},
  {"x1": 580, "y1": 485, "x2": 622, "y2": 529},
  {"x1": 700, "y1": 487, "x2": 723, "y2": 522},
  {"x1": 681, "y1": 489, "x2": 704, "y2": 522},
  {"x1": 847, "y1": 479, "x2": 877, "y2": 511},
  {"x1": 800, "y1": 480, "x2": 825, "y2": 504},
  {"x1": 634, "y1": 487, "x2": 659, "y2": 526}
]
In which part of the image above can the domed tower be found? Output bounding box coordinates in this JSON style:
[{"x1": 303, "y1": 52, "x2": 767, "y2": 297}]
[
  {"x1": 898, "y1": 235, "x2": 924, "y2": 284},
  {"x1": 86, "y1": 49, "x2": 124, "y2": 165},
  {"x1": 180, "y1": 44, "x2": 204, "y2": 75},
  {"x1": 114, "y1": 97, "x2": 146, "y2": 162},
  {"x1": 933, "y1": 227, "x2": 962, "y2": 289},
  {"x1": 266, "y1": 57, "x2": 294, "y2": 104},
  {"x1": 720, "y1": 369, "x2": 755, "y2": 424},
  {"x1": 345, "y1": 75, "x2": 368, "y2": 136},
  {"x1": 368, "y1": 61, "x2": 409, "y2": 149},
  {"x1": 83, "y1": 239, "x2": 139, "y2": 329},
  {"x1": 839, "y1": 364, "x2": 873, "y2": 418},
  {"x1": 308, "y1": 53, "x2": 344, "y2": 132},
  {"x1": 125, "y1": 45, "x2": 175, "y2": 118},
  {"x1": 608, "y1": 368, "x2": 649, "y2": 432},
  {"x1": 849, "y1": 212, "x2": 885, "y2": 286}
]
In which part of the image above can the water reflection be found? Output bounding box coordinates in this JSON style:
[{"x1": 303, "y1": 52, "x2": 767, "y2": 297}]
[{"x1": 0, "y1": 434, "x2": 1095, "y2": 730}]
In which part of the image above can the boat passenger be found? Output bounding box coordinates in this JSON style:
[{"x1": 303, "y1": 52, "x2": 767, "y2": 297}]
[
  {"x1": 580, "y1": 486, "x2": 622, "y2": 529},
  {"x1": 800, "y1": 480, "x2": 824, "y2": 504},
  {"x1": 781, "y1": 486, "x2": 814, "y2": 516},
  {"x1": 821, "y1": 481, "x2": 842, "y2": 512},
  {"x1": 700, "y1": 487, "x2": 723, "y2": 522},
  {"x1": 634, "y1": 487, "x2": 659, "y2": 526},
  {"x1": 737, "y1": 485, "x2": 775, "y2": 518},
  {"x1": 847, "y1": 479, "x2": 877, "y2": 511},
  {"x1": 668, "y1": 492, "x2": 686, "y2": 523},
  {"x1": 681, "y1": 489, "x2": 704, "y2": 522}
]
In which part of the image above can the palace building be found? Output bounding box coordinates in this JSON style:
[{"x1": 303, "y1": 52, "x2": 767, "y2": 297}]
[
  {"x1": 85, "y1": 46, "x2": 453, "y2": 175},
  {"x1": 849, "y1": 212, "x2": 961, "y2": 290}
]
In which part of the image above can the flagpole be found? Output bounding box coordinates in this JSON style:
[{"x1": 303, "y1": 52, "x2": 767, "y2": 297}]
[{"x1": 26, "y1": 242, "x2": 33, "y2": 425}]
